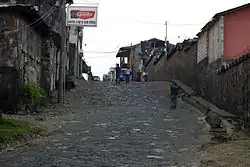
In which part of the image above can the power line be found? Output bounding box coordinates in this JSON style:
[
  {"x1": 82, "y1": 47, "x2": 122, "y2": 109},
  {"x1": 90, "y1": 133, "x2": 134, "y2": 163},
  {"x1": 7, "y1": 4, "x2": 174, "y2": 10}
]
[
  {"x1": 120, "y1": 18, "x2": 206, "y2": 26},
  {"x1": 135, "y1": 20, "x2": 206, "y2": 26},
  {"x1": 0, "y1": 4, "x2": 58, "y2": 50},
  {"x1": 85, "y1": 55, "x2": 116, "y2": 59},
  {"x1": 84, "y1": 51, "x2": 117, "y2": 53}
]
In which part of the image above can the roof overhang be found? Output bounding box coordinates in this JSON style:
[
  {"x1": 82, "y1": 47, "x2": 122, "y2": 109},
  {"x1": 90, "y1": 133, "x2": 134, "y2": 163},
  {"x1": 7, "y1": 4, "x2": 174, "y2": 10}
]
[
  {"x1": 197, "y1": 3, "x2": 250, "y2": 37},
  {"x1": 66, "y1": 0, "x2": 74, "y2": 5},
  {"x1": 116, "y1": 46, "x2": 131, "y2": 58},
  {"x1": 0, "y1": 4, "x2": 52, "y2": 37}
]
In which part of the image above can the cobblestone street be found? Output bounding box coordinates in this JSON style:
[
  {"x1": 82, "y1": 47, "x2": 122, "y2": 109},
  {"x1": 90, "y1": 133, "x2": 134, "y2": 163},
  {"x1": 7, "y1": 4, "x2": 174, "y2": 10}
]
[{"x1": 0, "y1": 81, "x2": 210, "y2": 167}]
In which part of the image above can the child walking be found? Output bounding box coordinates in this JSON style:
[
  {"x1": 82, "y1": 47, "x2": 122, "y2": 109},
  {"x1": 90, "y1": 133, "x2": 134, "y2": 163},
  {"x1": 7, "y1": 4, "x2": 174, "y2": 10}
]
[{"x1": 170, "y1": 81, "x2": 179, "y2": 109}]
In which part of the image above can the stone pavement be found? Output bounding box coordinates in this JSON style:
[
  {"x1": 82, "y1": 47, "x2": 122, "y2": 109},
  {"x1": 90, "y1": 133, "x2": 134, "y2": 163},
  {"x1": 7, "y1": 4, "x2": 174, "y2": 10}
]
[{"x1": 0, "y1": 81, "x2": 211, "y2": 167}]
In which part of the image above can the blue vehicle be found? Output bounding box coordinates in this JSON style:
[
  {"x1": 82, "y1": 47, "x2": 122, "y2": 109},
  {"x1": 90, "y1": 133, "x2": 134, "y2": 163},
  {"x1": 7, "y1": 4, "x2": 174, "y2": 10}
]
[{"x1": 119, "y1": 68, "x2": 127, "y2": 81}]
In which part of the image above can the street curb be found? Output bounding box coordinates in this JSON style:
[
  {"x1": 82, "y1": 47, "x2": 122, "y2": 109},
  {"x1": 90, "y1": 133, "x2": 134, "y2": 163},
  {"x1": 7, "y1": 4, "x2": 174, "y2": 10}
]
[
  {"x1": 175, "y1": 80, "x2": 237, "y2": 138},
  {"x1": 180, "y1": 97, "x2": 211, "y2": 130}
]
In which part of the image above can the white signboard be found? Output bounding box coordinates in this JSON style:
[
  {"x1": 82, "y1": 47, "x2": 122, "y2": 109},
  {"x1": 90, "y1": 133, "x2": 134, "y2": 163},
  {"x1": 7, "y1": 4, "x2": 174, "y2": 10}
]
[
  {"x1": 69, "y1": 26, "x2": 77, "y2": 35},
  {"x1": 67, "y1": 6, "x2": 98, "y2": 27},
  {"x1": 69, "y1": 35, "x2": 77, "y2": 44}
]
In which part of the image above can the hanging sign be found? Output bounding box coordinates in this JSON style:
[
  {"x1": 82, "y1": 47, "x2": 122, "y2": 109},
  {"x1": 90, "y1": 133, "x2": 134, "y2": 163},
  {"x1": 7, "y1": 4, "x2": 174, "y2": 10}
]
[{"x1": 67, "y1": 5, "x2": 98, "y2": 27}]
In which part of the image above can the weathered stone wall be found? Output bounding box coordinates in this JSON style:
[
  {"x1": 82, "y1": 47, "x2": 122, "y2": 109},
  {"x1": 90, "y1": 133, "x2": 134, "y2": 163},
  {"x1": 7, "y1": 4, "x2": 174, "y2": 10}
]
[
  {"x1": 147, "y1": 42, "x2": 249, "y2": 117},
  {"x1": 0, "y1": 8, "x2": 59, "y2": 95},
  {"x1": 40, "y1": 38, "x2": 58, "y2": 95},
  {"x1": 0, "y1": 12, "x2": 42, "y2": 84},
  {"x1": 198, "y1": 58, "x2": 249, "y2": 118},
  {"x1": 132, "y1": 44, "x2": 143, "y2": 81},
  {"x1": 0, "y1": 13, "x2": 18, "y2": 68},
  {"x1": 18, "y1": 17, "x2": 42, "y2": 84},
  {"x1": 68, "y1": 43, "x2": 76, "y2": 75},
  {"x1": 146, "y1": 61, "x2": 156, "y2": 81},
  {"x1": 15, "y1": 0, "x2": 61, "y2": 33}
]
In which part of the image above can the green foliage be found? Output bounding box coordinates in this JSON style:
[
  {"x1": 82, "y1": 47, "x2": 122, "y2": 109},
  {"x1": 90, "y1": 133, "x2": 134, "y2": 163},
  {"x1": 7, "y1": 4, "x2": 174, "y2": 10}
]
[
  {"x1": 0, "y1": 118, "x2": 41, "y2": 148},
  {"x1": 23, "y1": 83, "x2": 45, "y2": 111}
]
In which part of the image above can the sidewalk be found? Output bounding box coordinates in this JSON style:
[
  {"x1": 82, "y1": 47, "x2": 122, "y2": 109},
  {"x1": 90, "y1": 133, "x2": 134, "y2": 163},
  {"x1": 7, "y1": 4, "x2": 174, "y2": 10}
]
[
  {"x1": 1, "y1": 79, "x2": 91, "y2": 152},
  {"x1": 173, "y1": 79, "x2": 250, "y2": 167}
]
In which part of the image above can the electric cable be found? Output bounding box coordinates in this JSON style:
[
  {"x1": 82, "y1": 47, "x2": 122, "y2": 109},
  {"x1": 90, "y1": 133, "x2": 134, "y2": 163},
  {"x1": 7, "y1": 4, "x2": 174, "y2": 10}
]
[
  {"x1": 119, "y1": 18, "x2": 206, "y2": 26},
  {"x1": 0, "y1": 4, "x2": 57, "y2": 35},
  {"x1": 0, "y1": 4, "x2": 58, "y2": 49},
  {"x1": 84, "y1": 51, "x2": 117, "y2": 53}
]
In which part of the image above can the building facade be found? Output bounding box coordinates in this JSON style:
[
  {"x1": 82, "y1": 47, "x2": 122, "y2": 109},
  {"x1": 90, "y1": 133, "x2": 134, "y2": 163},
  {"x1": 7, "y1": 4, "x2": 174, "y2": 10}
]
[
  {"x1": 197, "y1": 3, "x2": 250, "y2": 63},
  {"x1": 68, "y1": 26, "x2": 86, "y2": 77},
  {"x1": 0, "y1": 4, "x2": 62, "y2": 112}
]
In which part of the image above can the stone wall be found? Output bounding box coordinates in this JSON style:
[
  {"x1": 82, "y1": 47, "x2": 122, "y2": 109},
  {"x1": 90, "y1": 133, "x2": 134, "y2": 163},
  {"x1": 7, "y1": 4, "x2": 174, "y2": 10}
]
[
  {"x1": 0, "y1": 13, "x2": 18, "y2": 68},
  {"x1": 15, "y1": 0, "x2": 61, "y2": 33},
  {"x1": 0, "y1": 12, "x2": 42, "y2": 84},
  {"x1": 0, "y1": 6, "x2": 59, "y2": 96},
  {"x1": 147, "y1": 42, "x2": 250, "y2": 118},
  {"x1": 18, "y1": 17, "x2": 42, "y2": 84},
  {"x1": 132, "y1": 44, "x2": 143, "y2": 81}
]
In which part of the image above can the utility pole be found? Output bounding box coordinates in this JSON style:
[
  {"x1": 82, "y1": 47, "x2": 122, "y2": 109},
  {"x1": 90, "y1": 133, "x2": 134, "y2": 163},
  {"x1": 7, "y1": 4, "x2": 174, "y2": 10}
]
[
  {"x1": 165, "y1": 20, "x2": 168, "y2": 58},
  {"x1": 58, "y1": 0, "x2": 66, "y2": 103}
]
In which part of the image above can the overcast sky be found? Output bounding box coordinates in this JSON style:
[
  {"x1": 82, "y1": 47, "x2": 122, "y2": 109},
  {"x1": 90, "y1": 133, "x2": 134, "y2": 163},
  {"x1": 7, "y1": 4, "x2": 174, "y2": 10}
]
[{"x1": 74, "y1": 0, "x2": 249, "y2": 77}]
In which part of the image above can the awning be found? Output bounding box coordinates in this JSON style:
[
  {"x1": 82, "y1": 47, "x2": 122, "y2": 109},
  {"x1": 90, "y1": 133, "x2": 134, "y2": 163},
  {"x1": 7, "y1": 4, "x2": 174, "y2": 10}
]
[{"x1": 116, "y1": 46, "x2": 131, "y2": 58}]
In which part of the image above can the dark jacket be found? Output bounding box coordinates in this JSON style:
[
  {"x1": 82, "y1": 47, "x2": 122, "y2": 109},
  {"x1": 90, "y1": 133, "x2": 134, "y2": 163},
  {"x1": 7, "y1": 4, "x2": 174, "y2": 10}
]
[
  {"x1": 171, "y1": 83, "x2": 178, "y2": 96},
  {"x1": 116, "y1": 66, "x2": 121, "y2": 76}
]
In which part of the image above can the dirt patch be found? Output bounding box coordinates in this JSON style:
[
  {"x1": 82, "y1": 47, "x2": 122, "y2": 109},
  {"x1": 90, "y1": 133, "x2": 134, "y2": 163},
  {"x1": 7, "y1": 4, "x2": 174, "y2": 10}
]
[{"x1": 200, "y1": 137, "x2": 250, "y2": 167}]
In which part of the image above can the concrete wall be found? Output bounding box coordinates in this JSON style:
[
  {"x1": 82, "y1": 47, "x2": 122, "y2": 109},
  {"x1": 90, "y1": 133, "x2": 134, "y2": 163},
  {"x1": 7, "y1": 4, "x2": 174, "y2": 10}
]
[
  {"x1": 147, "y1": 43, "x2": 249, "y2": 118},
  {"x1": 132, "y1": 44, "x2": 143, "y2": 81},
  {"x1": 197, "y1": 17, "x2": 224, "y2": 64},
  {"x1": 68, "y1": 43, "x2": 76, "y2": 75},
  {"x1": 224, "y1": 6, "x2": 250, "y2": 59},
  {"x1": 16, "y1": 0, "x2": 61, "y2": 33},
  {"x1": 18, "y1": 18, "x2": 42, "y2": 84},
  {"x1": 0, "y1": 10, "x2": 58, "y2": 96},
  {"x1": 197, "y1": 31, "x2": 208, "y2": 63},
  {"x1": 208, "y1": 17, "x2": 224, "y2": 63},
  {"x1": 0, "y1": 13, "x2": 42, "y2": 85}
]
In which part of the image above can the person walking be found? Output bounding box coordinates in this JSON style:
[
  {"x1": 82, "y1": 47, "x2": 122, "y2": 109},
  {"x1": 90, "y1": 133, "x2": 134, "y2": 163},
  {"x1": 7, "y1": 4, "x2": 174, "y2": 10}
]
[
  {"x1": 145, "y1": 72, "x2": 148, "y2": 82},
  {"x1": 115, "y1": 64, "x2": 121, "y2": 85},
  {"x1": 125, "y1": 67, "x2": 132, "y2": 84},
  {"x1": 170, "y1": 81, "x2": 179, "y2": 109},
  {"x1": 141, "y1": 71, "x2": 146, "y2": 82}
]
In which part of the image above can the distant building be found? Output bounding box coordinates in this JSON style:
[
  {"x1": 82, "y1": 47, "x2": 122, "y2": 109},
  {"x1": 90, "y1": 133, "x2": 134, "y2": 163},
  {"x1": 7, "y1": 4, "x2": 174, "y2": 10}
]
[
  {"x1": 115, "y1": 38, "x2": 167, "y2": 81},
  {"x1": 135, "y1": 38, "x2": 166, "y2": 81},
  {"x1": 68, "y1": 26, "x2": 86, "y2": 76}
]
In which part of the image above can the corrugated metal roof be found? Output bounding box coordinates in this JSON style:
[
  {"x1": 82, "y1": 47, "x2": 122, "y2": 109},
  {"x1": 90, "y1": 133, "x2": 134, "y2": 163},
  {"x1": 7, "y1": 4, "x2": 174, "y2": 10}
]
[{"x1": 116, "y1": 46, "x2": 132, "y2": 57}]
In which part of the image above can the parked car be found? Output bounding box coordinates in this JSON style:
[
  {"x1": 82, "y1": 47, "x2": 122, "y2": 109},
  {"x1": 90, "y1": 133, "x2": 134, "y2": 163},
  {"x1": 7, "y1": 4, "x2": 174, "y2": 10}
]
[
  {"x1": 103, "y1": 74, "x2": 111, "y2": 82},
  {"x1": 92, "y1": 76, "x2": 100, "y2": 81}
]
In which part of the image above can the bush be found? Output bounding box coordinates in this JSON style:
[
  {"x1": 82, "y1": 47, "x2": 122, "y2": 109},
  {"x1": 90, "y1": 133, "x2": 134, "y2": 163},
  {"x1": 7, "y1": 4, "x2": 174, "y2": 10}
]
[{"x1": 23, "y1": 83, "x2": 45, "y2": 112}]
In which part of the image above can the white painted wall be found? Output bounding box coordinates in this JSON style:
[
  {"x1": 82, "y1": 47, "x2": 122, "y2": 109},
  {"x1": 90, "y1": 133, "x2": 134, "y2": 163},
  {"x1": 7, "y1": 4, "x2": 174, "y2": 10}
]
[
  {"x1": 208, "y1": 16, "x2": 224, "y2": 63},
  {"x1": 197, "y1": 16, "x2": 224, "y2": 64},
  {"x1": 197, "y1": 31, "x2": 208, "y2": 63}
]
